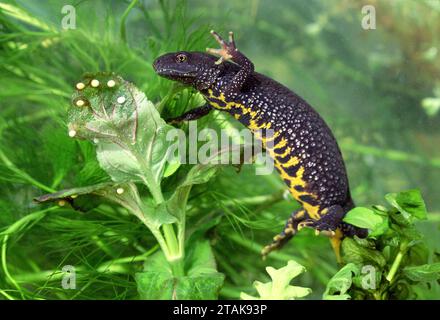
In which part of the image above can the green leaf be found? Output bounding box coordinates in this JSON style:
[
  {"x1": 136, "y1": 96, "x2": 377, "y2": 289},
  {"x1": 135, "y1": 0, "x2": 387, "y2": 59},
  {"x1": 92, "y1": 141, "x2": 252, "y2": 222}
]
[
  {"x1": 403, "y1": 263, "x2": 440, "y2": 282},
  {"x1": 240, "y1": 260, "x2": 311, "y2": 300},
  {"x1": 145, "y1": 202, "x2": 177, "y2": 230},
  {"x1": 68, "y1": 73, "x2": 178, "y2": 188},
  {"x1": 172, "y1": 273, "x2": 225, "y2": 300},
  {"x1": 34, "y1": 181, "x2": 139, "y2": 210},
  {"x1": 35, "y1": 181, "x2": 177, "y2": 230},
  {"x1": 343, "y1": 207, "x2": 389, "y2": 237},
  {"x1": 407, "y1": 242, "x2": 430, "y2": 266},
  {"x1": 163, "y1": 161, "x2": 181, "y2": 178},
  {"x1": 135, "y1": 252, "x2": 174, "y2": 299},
  {"x1": 136, "y1": 241, "x2": 224, "y2": 300},
  {"x1": 388, "y1": 210, "x2": 412, "y2": 227},
  {"x1": 342, "y1": 238, "x2": 387, "y2": 267},
  {"x1": 323, "y1": 263, "x2": 360, "y2": 300},
  {"x1": 34, "y1": 182, "x2": 114, "y2": 203},
  {"x1": 385, "y1": 189, "x2": 427, "y2": 220},
  {"x1": 186, "y1": 240, "x2": 219, "y2": 276},
  {"x1": 182, "y1": 163, "x2": 219, "y2": 186},
  {"x1": 167, "y1": 163, "x2": 219, "y2": 221}
]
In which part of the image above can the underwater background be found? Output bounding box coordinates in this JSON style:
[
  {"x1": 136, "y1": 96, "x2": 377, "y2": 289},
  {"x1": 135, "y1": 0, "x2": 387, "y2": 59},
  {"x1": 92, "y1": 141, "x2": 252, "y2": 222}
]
[{"x1": 0, "y1": 0, "x2": 439, "y2": 299}]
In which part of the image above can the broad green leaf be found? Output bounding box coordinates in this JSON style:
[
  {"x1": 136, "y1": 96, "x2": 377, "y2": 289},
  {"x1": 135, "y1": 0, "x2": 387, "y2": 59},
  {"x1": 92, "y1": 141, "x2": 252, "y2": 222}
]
[
  {"x1": 240, "y1": 260, "x2": 311, "y2": 300},
  {"x1": 135, "y1": 252, "x2": 174, "y2": 299},
  {"x1": 136, "y1": 241, "x2": 224, "y2": 300},
  {"x1": 403, "y1": 263, "x2": 440, "y2": 282},
  {"x1": 172, "y1": 274, "x2": 224, "y2": 299},
  {"x1": 95, "y1": 142, "x2": 143, "y2": 183},
  {"x1": 385, "y1": 189, "x2": 427, "y2": 220},
  {"x1": 343, "y1": 207, "x2": 381, "y2": 229},
  {"x1": 323, "y1": 263, "x2": 359, "y2": 300},
  {"x1": 342, "y1": 238, "x2": 387, "y2": 267},
  {"x1": 179, "y1": 240, "x2": 224, "y2": 299},
  {"x1": 343, "y1": 207, "x2": 389, "y2": 237},
  {"x1": 68, "y1": 73, "x2": 179, "y2": 187}
]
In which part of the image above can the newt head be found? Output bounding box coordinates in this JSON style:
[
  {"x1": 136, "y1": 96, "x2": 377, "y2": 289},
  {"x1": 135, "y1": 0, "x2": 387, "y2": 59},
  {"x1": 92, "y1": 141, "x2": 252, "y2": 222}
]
[{"x1": 153, "y1": 51, "x2": 223, "y2": 90}]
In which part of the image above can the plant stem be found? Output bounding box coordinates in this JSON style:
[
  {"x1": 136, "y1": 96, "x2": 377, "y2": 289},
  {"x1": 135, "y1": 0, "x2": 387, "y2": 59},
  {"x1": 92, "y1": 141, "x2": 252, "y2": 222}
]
[
  {"x1": 386, "y1": 251, "x2": 404, "y2": 283},
  {"x1": 177, "y1": 218, "x2": 186, "y2": 261},
  {"x1": 120, "y1": 0, "x2": 139, "y2": 43},
  {"x1": 162, "y1": 224, "x2": 180, "y2": 259},
  {"x1": 149, "y1": 228, "x2": 171, "y2": 258},
  {"x1": 386, "y1": 242, "x2": 408, "y2": 283},
  {"x1": 2, "y1": 235, "x2": 24, "y2": 299},
  {"x1": 138, "y1": 161, "x2": 185, "y2": 276},
  {"x1": 169, "y1": 257, "x2": 185, "y2": 277}
]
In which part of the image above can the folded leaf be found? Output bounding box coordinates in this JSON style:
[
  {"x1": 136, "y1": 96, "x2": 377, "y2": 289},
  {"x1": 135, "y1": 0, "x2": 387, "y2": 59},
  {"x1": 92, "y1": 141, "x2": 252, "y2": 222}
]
[{"x1": 34, "y1": 182, "x2": 114, "y2": 203}]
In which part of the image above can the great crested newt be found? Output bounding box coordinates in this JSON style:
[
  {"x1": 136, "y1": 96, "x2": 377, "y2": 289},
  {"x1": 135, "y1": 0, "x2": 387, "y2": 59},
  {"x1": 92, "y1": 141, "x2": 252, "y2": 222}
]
[{"x1": 153, "y1": 31, "x2": 367, "y2": 261}]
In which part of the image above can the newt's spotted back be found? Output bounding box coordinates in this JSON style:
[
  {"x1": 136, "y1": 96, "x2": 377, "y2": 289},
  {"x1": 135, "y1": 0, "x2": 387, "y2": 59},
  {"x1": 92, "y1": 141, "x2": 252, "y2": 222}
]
[{"x1": 153, "y1": 31, "x2": 367, "y2": 261}]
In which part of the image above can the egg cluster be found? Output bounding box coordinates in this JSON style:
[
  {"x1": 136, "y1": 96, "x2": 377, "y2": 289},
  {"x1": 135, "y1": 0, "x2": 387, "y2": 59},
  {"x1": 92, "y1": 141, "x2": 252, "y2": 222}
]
[{"x1": 68, "y1": 76, "x2": 127, "y2": 138}]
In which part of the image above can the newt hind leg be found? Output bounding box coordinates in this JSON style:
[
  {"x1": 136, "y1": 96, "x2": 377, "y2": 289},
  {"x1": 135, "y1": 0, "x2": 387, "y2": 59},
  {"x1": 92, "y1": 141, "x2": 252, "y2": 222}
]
[
  {"x1": 307, "y1": 204, "x2": 367, "y2": 263},
  {"x1": 308, "y1": 204, "x2": 346, "y2": 235},
  {"x1": 261, "y1": 208, "x2": 308, "y2": 259},
  {"x1": 261, "y1": 204, "x2": 368, "y2": 263},
  {"x1": 307, "y1": 204, "x2": 346, "y2": 263}
]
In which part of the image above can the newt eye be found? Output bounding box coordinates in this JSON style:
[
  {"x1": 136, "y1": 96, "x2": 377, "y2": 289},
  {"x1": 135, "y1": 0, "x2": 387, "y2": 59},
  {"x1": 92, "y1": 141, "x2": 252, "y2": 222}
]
[{"x1": 176, "y1": 54, "x2": 187, "y2": 63}]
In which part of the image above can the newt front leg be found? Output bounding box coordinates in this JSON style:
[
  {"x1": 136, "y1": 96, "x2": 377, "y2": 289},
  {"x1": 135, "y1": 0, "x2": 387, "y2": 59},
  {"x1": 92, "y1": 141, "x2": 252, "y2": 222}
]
[
  {"x1": 207, "y1": 30, "x2": 254, "y2": 94},
  {"x1": 166, "y1": 104, "x2": 212, "y2": 124}
]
